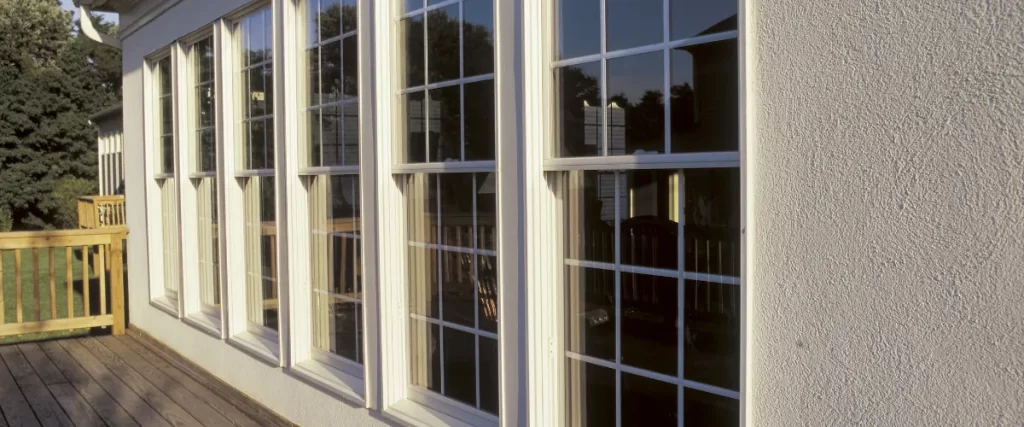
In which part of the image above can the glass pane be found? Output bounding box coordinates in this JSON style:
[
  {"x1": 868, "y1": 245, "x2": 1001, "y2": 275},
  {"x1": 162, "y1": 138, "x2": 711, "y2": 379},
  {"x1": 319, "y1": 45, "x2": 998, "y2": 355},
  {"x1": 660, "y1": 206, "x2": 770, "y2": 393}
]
[
  {"x1": 621, "y1": 170, "x2": 679, "y2": 269},
  {"x1": 670, "y1": 0, "x2": 737, "y2": 41},
  {"x1": 160, "y1": 96, "x2": 173, "y2": 136},
  {"x1": 479, "y1": 337, "x2": 499, "y2": 414},
  {"x1": 476, "y1": 254, "x2": 498, "y2": 333},
  {"x1": 307, "y1": 0, "x2": 320, "y2": 46},
  {"x1": 427, "y1": 5, "x2": 460, "y2": 84},
  {"x1": 404, "y1": 15, "x2": 425, "y2": 88},
  {"x1": 670, "y1": 39, "x2": 738, "y2": 153},
  {"x1": 329, "y1": 299, "x2": 360, "y2": 361},
  {"x1": 621, "y1": 373, "x2": 677, "y2": 425},
  {"x1": 409, "y1": 319, "x2": 441, "y2": 392},
  {"x1": 463, "y1": 0, "x2": 494, "y2": 77},
  {"x1": 161, "y1": 135, "x2": 174, "y2": 174},
  {"x1": 620, "y1": 273, "x2": 677, "y2": 374},
  {"x1": 566, "y1": 359, "x2": 615, "y2": 427},
  {"x1": 684, "y1": 169, "x2": 739, "y2": 277},
  {"x1": 308, "y1": 47, "x2": 322, "y2": 107},
  {"x1": 198, "y1": 129, "x2": 215, "y2": 172},
  {"x1": 246, "y1": 176, "x2": 278, "y2": 331},
  {"x1": 249, "y1": 120, "x2": 266, "y2": 170},
  {"x1": 320, "y1": 0, "x2": 342, "y2": 41},
  {"x1": 684, "y1": 279, "x2": 739, "y2": 390},
  {"x1": 342, "y1": 102, "x2": 360, "y2": 166},
  {"x1": 198, "y1": 84, "x2": 214, "y2": 128},
  {"x1": 607, "y1": 52, "x2": 665, "y2": 155},
  {"x1": 409, "y1": 246, "x2": 440, "y2": 318},
  {"x1": 341, "y1": 0, "x2": 357, "y2": 33},
  {"x1": 565, "y1": 265, "x2": 615, "y2": 361},
  {"x1": 321, "y1": 106, "x2": 343, "y2": 166},
  {"x1": 405, "y1": 0, "x2": 423, "y2": 12},
  {"x1": 557, "y1": 0, "x2": 601, "y2": 60},
  {"x1": 475, "y1": 172, "x2": 496, "y2": 251},
  {"x1": 557, "y1": 62, "x2": 603, "y2": 157},
  {"x1": 606, "y1": 0, "x2": 662, "y2": 51},
  {"x1": 684, "y1": 389, "x2": 739, "y2": 426},
  {"x1": 309, "y1": 109, "x2": 322, "y2": 166},
  {"x1": 198, "y1": 38, "x2": 213, "y2": 83},
  {"x1": 249, "y1": 67, "x2": 266, "y2": 118},
  {"x1": 405, "y1": 92, "x2": 427, "y2": 162},
  {"x1": 438, "y1": 173, "x2": 473, "y2": 248},
  {"x1": 343, "y1": 35, "x2": 358, "y2": 99},
  {"x1": 564, "y1": 171, "x2": 617, "y2": 263},
  {"x1": 263, "y1": 64, "x2": 274, "y2": 116},
  {"x1": 442, "y1": 327, "x2": 476, "y2": 407},
  {"x1": 321, "y1": 40, "x2": 342, "y2": 100},
  {"x1": 407, "y1": 174, "x2": 439, "y2": 317},
  {"x1": 197, "y1": 177, "x2": 219, "y2": 311},
  {"x1": 428, "y1": 85, "x2": 460, "y2": 162},
  {"x1": 247, "y1": 12, "x2": 267, "y2": 65},
  {"x1": 464, "y1": 81, "x2": 495, "y2": 161},
  {"x1": 441, "y1": 250, "x2": 474, "y2": 327}
]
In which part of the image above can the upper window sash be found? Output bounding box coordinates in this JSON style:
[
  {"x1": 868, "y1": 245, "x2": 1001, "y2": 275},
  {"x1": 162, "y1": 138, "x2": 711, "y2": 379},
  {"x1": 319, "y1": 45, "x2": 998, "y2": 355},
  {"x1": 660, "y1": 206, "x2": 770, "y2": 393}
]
[
  {"x1": 187, "y1": 34, "x2": 217, "y2": 175},
  {"x1": 151, "y1": 54, "x2": 175, "y2": 177},
  {"x1": 234, "y1": 6, "x2": 276, "y2": 173}
]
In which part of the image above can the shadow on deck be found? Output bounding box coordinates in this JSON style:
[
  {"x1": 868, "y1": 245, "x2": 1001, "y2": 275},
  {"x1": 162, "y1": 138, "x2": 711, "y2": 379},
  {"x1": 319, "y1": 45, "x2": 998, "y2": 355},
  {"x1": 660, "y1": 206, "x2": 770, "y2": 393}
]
[{"x1": 0, "y1": 329, "x2": 294, "y2": 427}]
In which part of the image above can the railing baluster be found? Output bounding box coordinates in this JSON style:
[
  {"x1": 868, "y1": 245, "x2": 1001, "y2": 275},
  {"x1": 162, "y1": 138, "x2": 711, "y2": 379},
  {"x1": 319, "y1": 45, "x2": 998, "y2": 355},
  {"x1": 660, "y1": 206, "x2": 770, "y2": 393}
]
[
  {"x1": 66, "y1": 247, "x2": 73, "y2": 318},
  {"x1": 82, "y1": 245, "x2": 90, "y2": 316},
  {"x1": 15, "y1": 249, "x2": 22, "y2": 323},
  {"x1": 49, "y1": 247, "x2": 56, "y2": 319},
  {"x1": 110, "y1": 232, "x2": 125, "y2": 335},
  {"x1": 99, "y1": 243, "x2": 107, "y2": 315},
  {"x1": 33, "y1": 248, "x2": 40, "y2": 321},
  {"x1": 0, "y1": 249, "x2": 5, "y2": 323}
]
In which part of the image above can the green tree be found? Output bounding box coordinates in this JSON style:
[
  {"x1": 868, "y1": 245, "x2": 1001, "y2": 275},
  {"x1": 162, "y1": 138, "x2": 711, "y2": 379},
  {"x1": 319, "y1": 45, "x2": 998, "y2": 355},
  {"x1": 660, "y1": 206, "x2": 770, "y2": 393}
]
[{"x1": 0, "y1": 0, "x2": 120, "y2": 230}]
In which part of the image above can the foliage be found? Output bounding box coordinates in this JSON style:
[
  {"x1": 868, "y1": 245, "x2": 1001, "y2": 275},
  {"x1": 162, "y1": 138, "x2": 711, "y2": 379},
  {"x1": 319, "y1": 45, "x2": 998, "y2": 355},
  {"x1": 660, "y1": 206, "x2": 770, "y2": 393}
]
[
  {"x1": 0, "y1": 0, "x2": 120, "y2": 230},
  {"x1": 0, "y1": 207, "x2": 11, "y2": 232},
  {"x1": 52, "y1": 177, "x2": 96, "y2": 229}
]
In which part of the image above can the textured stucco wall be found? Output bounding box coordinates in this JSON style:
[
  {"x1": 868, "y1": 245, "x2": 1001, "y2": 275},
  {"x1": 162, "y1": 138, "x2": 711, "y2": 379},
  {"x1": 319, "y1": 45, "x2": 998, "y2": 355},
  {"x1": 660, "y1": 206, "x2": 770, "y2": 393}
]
[{"x1": 751, "y1": 0, "x2": 1024, "y2": 425}]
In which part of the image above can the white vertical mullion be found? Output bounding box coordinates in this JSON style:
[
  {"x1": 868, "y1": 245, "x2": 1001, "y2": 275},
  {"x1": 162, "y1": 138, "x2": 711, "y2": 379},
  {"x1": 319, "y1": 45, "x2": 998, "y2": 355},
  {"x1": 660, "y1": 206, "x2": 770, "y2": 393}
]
[
  {"x1": 283, "y1": 0, "x2": 310, "y2": 368},
  {"x1": 222, "y1": 17, "x2": 249, "y2": 338},
  {"x1": 494, "y1": 0, "x2": 526, "y2": 424},
  {"x1": 738, "y1": 0, "x2": 752, "y2": 422},
  {"x1": 359, "y1": 0, "x2": 383, "y2": 410},
  {"x1": 144, "y1": 59, "x2": 167, "y2": 306},
  {"x1": 169, "y1": 44, "x2": 185, "y2": 313},
  {"x1": 375, "y1": 0, "x2": 411, "y2": 408},
  {"x1": 212, "y1": 19, "x2": 230, "y2": 336},
  {"x1": 179, "y1": 40, "x2": 202, "y2": 318}
]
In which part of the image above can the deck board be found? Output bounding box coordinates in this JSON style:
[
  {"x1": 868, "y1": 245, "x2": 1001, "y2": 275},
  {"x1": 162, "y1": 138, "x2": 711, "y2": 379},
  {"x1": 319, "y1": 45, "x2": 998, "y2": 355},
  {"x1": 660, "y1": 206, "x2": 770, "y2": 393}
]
[
  {"x1": 38, "y1": 340, "x2": 140, "y2": 427},
  {"x1": 1, "y1": 333, "x2": 291, "y2": 427},
  {"x1": 116, "y1": 335, "x2": 265, "y2": 427},
  {"x1": 0, "y1": 346, "x2": 73, "y2": 427}
]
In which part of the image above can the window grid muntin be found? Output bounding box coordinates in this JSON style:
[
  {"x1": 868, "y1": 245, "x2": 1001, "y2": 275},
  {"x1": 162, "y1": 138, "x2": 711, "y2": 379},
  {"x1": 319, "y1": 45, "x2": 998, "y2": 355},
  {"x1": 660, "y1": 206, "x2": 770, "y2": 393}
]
[
  {"x1": 307, "y1": 171, "x2": 365, "y2": 367},
  {"x1": 562, "y1": 167, "x2": 742, "y2": 426},
  {"x1": 156, "y1": 57, "x2": 175, "y2": 175},
  {"x1": 306, "y1": 0, "x2": 360, "y2": 168},
  {"x1": 406, "y1": 172, "x2": 498, "y2": 415},
  {"x1": 399, "y1": 0, "x2": 495, "y2": 165},
  {"x1": 238, "y1": 7, "x2": 275, "y2": 173},
  {"x1": 552, "y1": 0, "x2": 738, "y2": 159}
]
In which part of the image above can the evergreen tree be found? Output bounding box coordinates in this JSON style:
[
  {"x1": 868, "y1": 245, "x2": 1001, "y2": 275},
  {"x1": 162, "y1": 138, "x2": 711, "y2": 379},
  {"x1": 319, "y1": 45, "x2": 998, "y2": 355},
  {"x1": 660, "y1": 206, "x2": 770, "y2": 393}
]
[{"x1": 0, "y1": 0, "x2": 120, "y2": 230}]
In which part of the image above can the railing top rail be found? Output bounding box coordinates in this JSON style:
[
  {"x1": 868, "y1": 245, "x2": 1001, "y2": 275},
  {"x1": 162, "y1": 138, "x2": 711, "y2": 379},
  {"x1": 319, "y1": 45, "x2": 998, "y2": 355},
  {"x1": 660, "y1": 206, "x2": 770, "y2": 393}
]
[
  {"x1": 0, "y1": 228, "x2": 129, "y2": 250},
  {"x1": 79, "y1": 195, "x2": 126, "y2": 202}
]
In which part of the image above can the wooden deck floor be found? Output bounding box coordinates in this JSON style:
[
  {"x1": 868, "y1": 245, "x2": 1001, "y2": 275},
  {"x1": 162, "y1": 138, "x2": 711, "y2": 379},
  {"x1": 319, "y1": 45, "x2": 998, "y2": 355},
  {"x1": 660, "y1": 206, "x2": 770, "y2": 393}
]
[{"x1": 0, "y1": 331, "x2": 293, "y2": 427}]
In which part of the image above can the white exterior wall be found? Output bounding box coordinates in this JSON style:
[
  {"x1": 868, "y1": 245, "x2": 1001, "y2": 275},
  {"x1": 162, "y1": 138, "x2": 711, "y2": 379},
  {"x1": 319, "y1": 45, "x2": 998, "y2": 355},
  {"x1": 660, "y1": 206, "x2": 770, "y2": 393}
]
[
  {"x1": 95, "y1": 117, "x2": 124, "y2": 195},
  {"x1": 116, "y1": 0, "x2": 1024, "y2": 425},
  {"x1": 750, "y1": 0, "x2": 1024, "y2": 425},
  {"x1": 119, "y1": 1, "x2": 386, "y2": 425}
]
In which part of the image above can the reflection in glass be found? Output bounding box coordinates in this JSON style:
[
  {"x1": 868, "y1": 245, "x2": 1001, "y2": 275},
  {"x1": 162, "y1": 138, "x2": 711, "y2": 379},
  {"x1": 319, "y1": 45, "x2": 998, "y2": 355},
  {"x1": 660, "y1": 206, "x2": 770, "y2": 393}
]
[
  {"x1": 567, "y1": 358, "x2": 615, "y2": 427},
  {"x1": 479, "y1": 337, "x2": 499, "y2": 413},
  {"x1": 428, "y1": 85, "x2": 461, "y2": 162},
  {"x1": 670, "y1": 0, "x2": 737, "y2": 41},
  {"x1": 244, "y1": 176, "x2": 278, "y2": 331},
  {"x1": 622, "y1": 373, "x2": 677, "y2": 425},
  {"x1": 621, "y1": 170, "x2": 679, "y2": 269},
  {"x1": 685, "y1": 389, "x2": 739, "y2": 426},
  {"x1": 476, "y1": 172, "x2": 496, "y2": 250},
  {"x1": 159, "y1": 177, "x2": 180, "y2": 301},
  {"x1": 442, "y1": 327, "x2": 476, "y2": 406},
  {"x1": 343, "y1": 35, "x2": 358, "y2": 98},
  {"x1": 463, "y1": 0, "x2": 494, "y2": 77},
  {"x1": 607, "y1": 0, "x2": 662, "y2": 51},
  {"x1": 620, "y1": 273, "x2": 677, "y2": 374},
  {"x1": 409, "y1": 319, "x2": 441, "y2": 391},
  {"x1": 557, "y1": 62, "x2": 603, "y2": 157},
  {"x1": 607, "y1": 52, "x2": 665, "y2": 155},
  {"x1": 670, "y1": 39, "x2": 738, "y2": 153},
  {"x1": 557, "y1": 0, "x2": 601, "y2": 60},
  {"x1": 564, "y1": 170, "x2": 617, "y2": 263},
  {"x1": 403, "y1": 15, "x2": 425, "y2": 88},
  {"x1": 405, "y1": 92, "x2": 427, "y2": 162},
  {"x1": 477, "y1": 254, "x2": 498, "y2": 333},
  {"x1": 427, "y1": 5, "x2": 460, "y2": 84},
  {"x1": 196, "y1": 177, "x2": 219, "y2": 313},
  {"x1": 464, "y1": 81, "x2": 495, "y2": 161},
  {"x1": 565, "y1": 265, "x2": 616, "y2": 361},
  {"x1": 311, "y1": 175, "x2": 363, "y2": 363},
  {"x1": 441, "y1": 249, "x2": 475, "y2": 327}
]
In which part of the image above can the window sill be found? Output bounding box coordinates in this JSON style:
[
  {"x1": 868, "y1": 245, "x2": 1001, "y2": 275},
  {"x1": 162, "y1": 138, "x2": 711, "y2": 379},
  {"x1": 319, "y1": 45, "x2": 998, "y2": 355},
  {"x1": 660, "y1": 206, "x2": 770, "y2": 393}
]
[
  {"x1": 384, "y1": 391, "x2": 498, "y2": 427},
  {"x1": 182, "y1": 312, "x2": 222, "y2": 339},
  {"x1": 227, "y1": 331, "x2": 280, "y2": 367},
  {"x1": 150, "y1": 297, "x2": 179, "y2": 317},
  {"x1": 287, "y1": 359, "x2": 364, "y2": 406}
]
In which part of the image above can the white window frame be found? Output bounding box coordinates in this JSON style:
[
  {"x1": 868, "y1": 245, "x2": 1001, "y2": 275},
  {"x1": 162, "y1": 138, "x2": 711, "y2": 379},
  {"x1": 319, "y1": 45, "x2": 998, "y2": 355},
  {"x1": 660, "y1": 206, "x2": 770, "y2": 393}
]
[
  {"x1": 521, "y1": 0, "x2": 751, "y2": 425},
  {"x1": 144, "y1": 46, "x2": 185, "y2": 318},
  {"x1": 282, "y1": 0, "x2": 379, "y2": 406}
]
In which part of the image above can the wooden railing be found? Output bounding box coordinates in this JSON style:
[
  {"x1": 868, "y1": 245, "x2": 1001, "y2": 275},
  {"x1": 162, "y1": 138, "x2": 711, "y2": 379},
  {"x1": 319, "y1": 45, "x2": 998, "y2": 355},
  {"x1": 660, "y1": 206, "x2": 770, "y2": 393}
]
[
  {"x1": 0, "y1": 228, "x2": 128, "y2": 339},
  {"x1": 78, "y1": 195, "x2": 126, "y2": 229}
]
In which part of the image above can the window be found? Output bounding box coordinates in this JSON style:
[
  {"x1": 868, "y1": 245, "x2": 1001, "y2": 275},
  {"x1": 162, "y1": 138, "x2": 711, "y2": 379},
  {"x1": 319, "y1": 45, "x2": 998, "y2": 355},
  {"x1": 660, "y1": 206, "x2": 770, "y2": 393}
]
[
  {"x1": 236, "y1": 6, "x2": 278, "y2": 337},
  {"x1": 303, "y1": 0, "x2": 364, "y2": 369},
  {"x1": 152, "y1": 55, "x2": 181, "y2": 305},
  {"x1": 399, "y1": 0, "x2": 499, "y2": 419},
  {"x1": 553, "y1": 0, "x2": 741, "y2": 425},
  {"x1": 189, "y1": 35, "x2": 221, "y2": 319}
]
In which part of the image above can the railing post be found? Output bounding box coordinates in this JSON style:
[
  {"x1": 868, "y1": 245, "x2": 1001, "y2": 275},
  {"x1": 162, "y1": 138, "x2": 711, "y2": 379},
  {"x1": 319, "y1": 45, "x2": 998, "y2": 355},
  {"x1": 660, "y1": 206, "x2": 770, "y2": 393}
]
[{"x1": 110, "y1": 231, "x2": 126, "y2": 335}]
